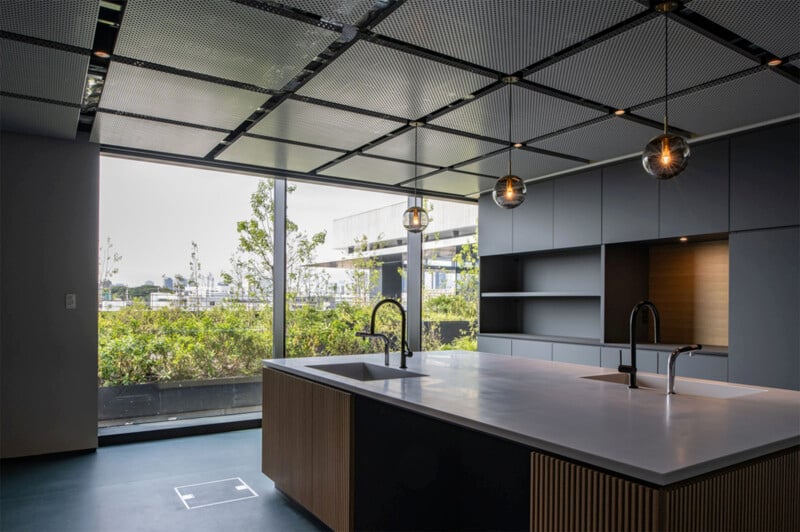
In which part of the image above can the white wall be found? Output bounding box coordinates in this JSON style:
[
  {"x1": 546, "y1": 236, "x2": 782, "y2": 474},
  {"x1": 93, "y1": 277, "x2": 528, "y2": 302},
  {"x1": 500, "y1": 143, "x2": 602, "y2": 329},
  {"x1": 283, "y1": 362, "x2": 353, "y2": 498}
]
[{"x1": 1, "y1": 131, "x2": 99, "y2": 458}]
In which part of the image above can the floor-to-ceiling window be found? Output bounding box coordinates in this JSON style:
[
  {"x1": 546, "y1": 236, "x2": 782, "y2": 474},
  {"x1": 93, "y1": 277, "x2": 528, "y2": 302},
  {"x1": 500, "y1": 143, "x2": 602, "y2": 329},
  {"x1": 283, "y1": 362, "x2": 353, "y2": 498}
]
[
  {"x1": 285, "y1": 181, "x2": 409, "y2": 357},
  {"x1": 98, "y1": 156, "x2": 274, "y2": 426},
  {"x1": 421, "y1": 199, "x2": 479, "y2": 351}
]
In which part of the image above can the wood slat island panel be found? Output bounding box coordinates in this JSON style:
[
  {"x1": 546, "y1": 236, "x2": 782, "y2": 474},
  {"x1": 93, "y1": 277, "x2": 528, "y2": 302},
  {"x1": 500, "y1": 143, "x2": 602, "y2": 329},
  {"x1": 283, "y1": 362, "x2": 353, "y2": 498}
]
[
  {"x1": 262, "y1": 367, "x2": 352, "y2": 531},
  {"x1": 531, "y1": 447, "x2": 800, "y2": 531}
]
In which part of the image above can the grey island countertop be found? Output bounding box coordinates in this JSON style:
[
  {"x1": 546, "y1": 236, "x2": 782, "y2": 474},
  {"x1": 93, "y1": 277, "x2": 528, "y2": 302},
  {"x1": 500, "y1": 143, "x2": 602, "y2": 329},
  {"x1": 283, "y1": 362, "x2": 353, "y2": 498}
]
[{"x1": 263, "y1": 351, "x2": 800, "y2": 486}]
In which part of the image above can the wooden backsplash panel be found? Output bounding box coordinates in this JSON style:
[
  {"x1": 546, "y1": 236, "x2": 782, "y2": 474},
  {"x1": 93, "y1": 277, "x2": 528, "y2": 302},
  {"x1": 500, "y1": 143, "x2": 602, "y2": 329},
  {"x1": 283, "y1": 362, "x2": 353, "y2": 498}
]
[{"x1": 649, "y1": 241, "x2": 729, "y2": 346}]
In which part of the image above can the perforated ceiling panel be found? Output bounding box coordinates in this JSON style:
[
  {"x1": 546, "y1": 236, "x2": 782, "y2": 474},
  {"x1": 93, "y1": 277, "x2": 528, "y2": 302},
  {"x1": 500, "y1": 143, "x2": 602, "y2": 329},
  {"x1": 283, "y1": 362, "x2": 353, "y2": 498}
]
[
  {"x1": 114, "y1": 0, "x2": 338, "y2": 90},
  {"x1": 281, "y1": 0, "x2": 377, "y2": 25},
  {"x1": 405, "y1": 171, "x2": 497, "y2": 196},
  {"x1": 296, "y1": 40, "x2": 491, "y2": 118},
  {"x1": 531, "y1": 117, "x2": 661, "y2": 162},
  {"x1": 319, "y1": 155, "x2": 432, "y2": 185},
  {"x1": 689, "y1": 0, "x2": 800, "y2": 57},
  {"x1": 636, "y1": 70, "x2": 800, "y2": 135},
  {"x1": 91, "y1": 113, "x2": 226, "y2": 157},
  {"x1": 431, "y1": 85, "x2": 605, "y2": 142},
  {"x1": 457, "y1": 148, "x2": 583, "y2": 181},
  {"x1": 218, "y1": 136, "x2": 343, "y2": 172},
  {"x1": 249, "y1": 99, "x2": 401, "y2": 150},
  {"x1": 0, "y1": 39, "x2": 88, "y2": 103},
  {"x1": 0, "y1": 95, "x2": 79, "y2": 140},
  {"x1": 102, "y1": 62, "x2": 267, "y2": 130},
  {"x1": 527, "y1": 16, "x2": 756, "y2": 109},
  {"x1": 0, "y1": 0, "x2": 98, "y2": 48},
  {"x1": 374, "y1": 0, "x2": 646, "y2": 73},
  {"x1": 365, "y1": 127, "x2": 504, "y2": 167}
]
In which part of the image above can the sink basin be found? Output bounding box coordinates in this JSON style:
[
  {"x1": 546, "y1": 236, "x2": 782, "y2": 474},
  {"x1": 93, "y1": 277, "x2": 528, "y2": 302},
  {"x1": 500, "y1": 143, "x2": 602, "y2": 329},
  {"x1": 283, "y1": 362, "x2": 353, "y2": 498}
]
[
  {"x1": 582, "y1": 372, "x2": 767, "y2": 399},
  {"x1": 307, "y1": 362, "x2": 427, "y2": 381}
]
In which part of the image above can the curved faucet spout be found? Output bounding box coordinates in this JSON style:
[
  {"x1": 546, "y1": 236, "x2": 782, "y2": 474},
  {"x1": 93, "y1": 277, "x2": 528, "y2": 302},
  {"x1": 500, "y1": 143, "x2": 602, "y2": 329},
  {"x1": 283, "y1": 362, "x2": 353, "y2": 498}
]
[
  {"x1": 620, "y1": 300, "x2": 661, "y2": 389},
  {"x1": 366, "y1": 298, "x2": 413, "y2": 369}
]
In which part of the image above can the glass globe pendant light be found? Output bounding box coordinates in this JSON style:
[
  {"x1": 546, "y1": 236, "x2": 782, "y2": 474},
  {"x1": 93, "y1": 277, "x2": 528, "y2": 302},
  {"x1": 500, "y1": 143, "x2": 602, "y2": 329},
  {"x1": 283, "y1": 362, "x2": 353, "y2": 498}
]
[
  {"x1": 402, "y1": 122, "x2": 429, "y2": 233},
  {"x1": 642, "y1": 3, "x2": 690, "y2": 180},
  {"x1": 493, "y1": 76, "x2": 526, "y2": 208}
]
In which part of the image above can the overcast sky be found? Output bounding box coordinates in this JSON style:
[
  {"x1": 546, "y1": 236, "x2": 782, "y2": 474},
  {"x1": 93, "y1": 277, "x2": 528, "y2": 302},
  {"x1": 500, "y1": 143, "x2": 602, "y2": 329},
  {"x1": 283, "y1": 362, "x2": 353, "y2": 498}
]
[{"x1": 99, "y1": 156, "x2": 403, "y2": 287}]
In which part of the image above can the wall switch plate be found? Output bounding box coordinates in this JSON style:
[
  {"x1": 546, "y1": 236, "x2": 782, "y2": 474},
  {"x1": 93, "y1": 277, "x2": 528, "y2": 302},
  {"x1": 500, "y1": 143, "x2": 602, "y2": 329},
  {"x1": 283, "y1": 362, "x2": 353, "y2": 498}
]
[{"x1": 65, "y1": 293, "x2": 77, "y2": 310}]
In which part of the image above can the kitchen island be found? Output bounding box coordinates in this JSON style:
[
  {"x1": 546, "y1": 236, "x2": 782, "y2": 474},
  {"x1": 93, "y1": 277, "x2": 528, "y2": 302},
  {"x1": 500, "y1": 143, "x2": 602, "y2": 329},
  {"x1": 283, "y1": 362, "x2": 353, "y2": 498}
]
[{"x1": 262, "y1": 351, "x2": 800, "y2": 531}]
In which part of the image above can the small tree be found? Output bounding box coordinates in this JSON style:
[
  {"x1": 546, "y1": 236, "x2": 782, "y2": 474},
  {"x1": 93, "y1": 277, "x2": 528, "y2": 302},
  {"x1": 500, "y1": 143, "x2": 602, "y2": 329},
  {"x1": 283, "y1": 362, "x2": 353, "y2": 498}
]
[
  {"x1": 231, "y1": 180, "x2": 327, "y2": 303},
  {"x1": 346, "y1": 234, "x2": 383, "y2": 305},
  {"x1": 188, "y1": 241, "x2": 202, "y2": 310},
  {"x1": 99, "y1": 236, "x2": 122, "y2": 304}
]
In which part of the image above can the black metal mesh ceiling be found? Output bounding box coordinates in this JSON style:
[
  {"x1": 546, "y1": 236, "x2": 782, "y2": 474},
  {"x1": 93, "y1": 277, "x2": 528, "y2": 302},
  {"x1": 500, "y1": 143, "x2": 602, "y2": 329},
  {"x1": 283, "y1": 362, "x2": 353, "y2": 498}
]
[
  {"x1": 296, "y1": 40, "x2": 492, "y2": 118},
  {"x1": 101, "y1": 62, "x2": 268, "y2": 130},
  {"x1": 114, "y1": 0, "x2": 338, "y2": 90},
  {"x1": 0, "y1": 0, "x2": 98, "y2": 48},
  {"x1": 689, "y1": 0, "x2": 800, "y2": 58},
  {"x1": 527, "y1": 16, "x2": 757, "y2": 109},
  {"x1": 364, "y1": 127, "x2": 505, "y2": 167},
  {"x1": 1, "y1": 0, "x2": 797, "y2": 200},
  {"x1": 373, "y1": 0, "x2": 646, "y2": 74},
  {"x1": 249, "y1": 99, "x2": 402, "y2": 151}
]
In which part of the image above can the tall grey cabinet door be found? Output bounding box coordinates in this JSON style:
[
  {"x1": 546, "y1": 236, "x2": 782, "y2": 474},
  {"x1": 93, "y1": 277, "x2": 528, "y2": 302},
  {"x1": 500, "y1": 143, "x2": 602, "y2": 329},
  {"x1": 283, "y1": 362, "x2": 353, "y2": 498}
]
[
  {"x1": 729, "y1": 226, "x2": 799, "y2": 390},
  {"x1": 659, "y1": 139, "x2": 729, "y2": 238},
  {"x1": 479, "y1": 193, "x2": 513, "y2": 256},
  {"x1": 554, "y1": 169, "x2": 602, "y2": 248},
  {"x1": 513, "y1": 180, "x2": 553, "y2": 253},
  {"x1": 602, "y1": 159, "x2": 659, "y2": 244},
  {"x1": 730, "y1": 122, "x2": 800, "y2": 231}
]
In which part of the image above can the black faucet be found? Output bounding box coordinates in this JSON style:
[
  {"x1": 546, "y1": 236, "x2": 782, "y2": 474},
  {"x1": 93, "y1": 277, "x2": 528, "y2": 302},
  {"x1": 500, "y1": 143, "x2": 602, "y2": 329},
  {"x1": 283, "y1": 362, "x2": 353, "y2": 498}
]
[
  {"x1": 356, "y1": 298, "x2": 413, "y2": 369},
  {"x1": 619, "y1": 300, "x2": 661, "y2": 389}
]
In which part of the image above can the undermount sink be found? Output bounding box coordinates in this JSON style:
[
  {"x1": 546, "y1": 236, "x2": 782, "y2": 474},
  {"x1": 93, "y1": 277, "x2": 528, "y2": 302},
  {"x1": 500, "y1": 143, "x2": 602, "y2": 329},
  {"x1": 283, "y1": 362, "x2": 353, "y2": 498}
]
[
  {"x1": 582, "y1": 372, "x2": 767, "y2": 399},
  {"x1": 307, "y1": 362, "x2": 427, "y2": 381}
]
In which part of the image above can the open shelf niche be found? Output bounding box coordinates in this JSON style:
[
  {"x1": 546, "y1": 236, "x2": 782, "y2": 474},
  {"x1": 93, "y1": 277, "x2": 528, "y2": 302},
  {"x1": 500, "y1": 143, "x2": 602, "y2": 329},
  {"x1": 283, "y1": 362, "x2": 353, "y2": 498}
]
[{"x1": 480, "y1": 247, "x2": 602, "y2": 341}]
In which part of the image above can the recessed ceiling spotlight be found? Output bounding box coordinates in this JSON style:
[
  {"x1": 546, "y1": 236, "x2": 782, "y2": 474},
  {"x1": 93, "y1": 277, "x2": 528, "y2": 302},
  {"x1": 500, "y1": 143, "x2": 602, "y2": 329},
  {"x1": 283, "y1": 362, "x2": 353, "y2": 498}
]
[
  {"x1": 463, "y1": 94, "x2": 476, "y2": 100},
  {"x1": 513, "y1": 142, "x2": 523, "y2": 148},
  {"x1": 614, "y1": 109, "x2": 626, "y2": 116},
  {"x1": 767, "y1": 58, "x2": 783, "y2": 67},
  {"x1": 679, "y1": 237, "x2": 688, "y2": 242},
  {"x1": 93, "y1": 50, "x2": 111, "y2": 59}
]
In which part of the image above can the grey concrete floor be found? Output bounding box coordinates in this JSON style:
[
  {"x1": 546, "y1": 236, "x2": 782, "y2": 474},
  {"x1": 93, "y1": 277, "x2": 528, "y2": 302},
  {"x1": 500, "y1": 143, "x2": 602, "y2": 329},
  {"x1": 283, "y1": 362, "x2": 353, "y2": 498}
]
[{"x1": 0, "y1": 428, "x2": 328, "y2": 532}]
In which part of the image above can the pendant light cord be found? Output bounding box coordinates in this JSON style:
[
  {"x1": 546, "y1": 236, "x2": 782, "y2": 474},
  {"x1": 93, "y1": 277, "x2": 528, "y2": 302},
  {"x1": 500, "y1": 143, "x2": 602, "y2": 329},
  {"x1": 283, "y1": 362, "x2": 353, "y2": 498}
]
[
  {"x1": 664, "y1": 11, "x2": 669, "y2": 135},
  {"x1": 414, "y1": 125, "x2": 421, "y2": 208},
  {"x1": 508, "y1": 82, "x2": 513, "y2": 175}
]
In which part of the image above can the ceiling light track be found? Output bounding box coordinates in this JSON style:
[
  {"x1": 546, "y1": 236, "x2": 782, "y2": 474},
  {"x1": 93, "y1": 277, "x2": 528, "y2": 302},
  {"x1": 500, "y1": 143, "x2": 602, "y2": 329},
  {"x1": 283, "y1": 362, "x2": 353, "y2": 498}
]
[
  {"x1": 226, "y1": 0, "x2": 342, "y2": 32},
  {"x1": 0, "y1": 30, "x2": 90, "y2": 55},
  {"x1": 670, "y1": 7, "x2": 776, "y2": 66},
  {"x1": 364, "y1": 33, "x2": 501, "y2": 79},
  {"x1": 111, "y1": 55, "x2": 276, "y2": 94},
  {"x1": 288, "y1": 94, "x2": 408, "y2": 124},
  {"x1": 96, "y1": 108, "x2": 229, "y2": 133}
]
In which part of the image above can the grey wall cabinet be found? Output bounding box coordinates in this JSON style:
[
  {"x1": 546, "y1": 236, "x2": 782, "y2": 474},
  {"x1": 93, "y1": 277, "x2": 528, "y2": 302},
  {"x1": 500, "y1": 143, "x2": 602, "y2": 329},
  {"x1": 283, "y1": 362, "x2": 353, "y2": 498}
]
[
  {"x1": 477, "y1": 335, "x2": 512, "y2": 356},
  {"x1": 659, "y1": 139, "x2": 729, "y2": 238},
  {"x1": 554, "y1": 170, "x2": 602, "y2": 248},
  {"x1": 602, "y1": 160, "x2": 659, "y2": 244},
  {"x1": 478, "y1": 193, "x2": 513, "y2": 256},
  {"x1": 552, "y1": 343, "x2": 601, "y2": 366},
  {"x1": 730, "y1": 122, "x2": 800, "y2": 232},
  {"x1": 512, "y1": 339, "x2": 552, "y2": 360},
  {"x1": 513, "y1": 180, "x2": 554, "y2": 253},
  {"x1": 729, "y1": 226, "x2": 799, "y2": 390},
  {"x1": 657, "y1": 353, "x2": 728, "y2": 382}
]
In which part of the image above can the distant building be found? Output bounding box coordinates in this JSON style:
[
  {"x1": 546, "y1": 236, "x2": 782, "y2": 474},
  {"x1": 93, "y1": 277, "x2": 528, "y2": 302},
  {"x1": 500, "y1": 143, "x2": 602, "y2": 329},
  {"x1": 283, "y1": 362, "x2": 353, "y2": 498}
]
[{"x1": 312, "y1": 200, "x2": 477, "y2": 301}]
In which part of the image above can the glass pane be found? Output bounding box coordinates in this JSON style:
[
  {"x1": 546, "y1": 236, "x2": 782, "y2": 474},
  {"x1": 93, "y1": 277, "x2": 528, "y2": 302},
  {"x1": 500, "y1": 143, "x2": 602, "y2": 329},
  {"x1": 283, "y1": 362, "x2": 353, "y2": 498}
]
[
  {"x1": 98, "y1": 156, "x2": 273, "y2": 427},
  {"x1": 422, "y1": 199, "x2": 479, "y2": 351},
  {"x1": 285, "y1": 181, "x2": 409, "y2": 358}
]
